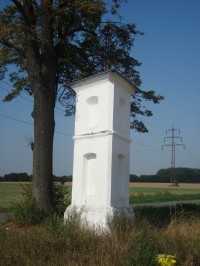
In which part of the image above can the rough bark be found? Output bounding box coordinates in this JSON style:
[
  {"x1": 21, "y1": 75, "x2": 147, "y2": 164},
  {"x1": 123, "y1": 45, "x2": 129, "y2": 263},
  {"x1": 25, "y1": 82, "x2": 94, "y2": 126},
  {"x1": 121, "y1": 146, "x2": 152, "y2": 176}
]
[
  {"x1": 25, "y1": 0, "x2": 57, "y2": 214},
  {"x1": 32, "y1": 84, "x2": 56, "y2": 213}
]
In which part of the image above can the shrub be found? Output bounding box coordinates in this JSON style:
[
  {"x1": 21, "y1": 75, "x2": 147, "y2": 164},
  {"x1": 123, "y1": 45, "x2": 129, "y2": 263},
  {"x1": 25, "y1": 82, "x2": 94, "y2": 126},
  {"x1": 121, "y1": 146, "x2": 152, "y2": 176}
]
[
  {"x1": 13, "y1": 184, "x2": 42, "y2": 226},
  {"x1": 13, "y1": 183, "x2": 70, "y2": 226},
  {"x1": 52, "y1": 183, "x2": 70, "y2": 217},
  {"x1": 44, "y1": 213, "x2": 64, "y2": 238},
  {"x1": 128, "y1": 230, "x2": 157, "y2": 266}
]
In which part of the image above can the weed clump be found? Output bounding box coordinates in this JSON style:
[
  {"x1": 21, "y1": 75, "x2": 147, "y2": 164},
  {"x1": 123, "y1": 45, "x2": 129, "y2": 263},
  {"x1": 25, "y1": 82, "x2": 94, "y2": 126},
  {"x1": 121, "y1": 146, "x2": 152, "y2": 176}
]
[
  {"x1": 13, "y1": 183, "x2": 70, "y2": 226},
  {"x1": 13, "y1": 184, "x2": 42, "y2": 226},
  {"x1": 128, "y1": 230, "x2": 157, "y2": 266}
]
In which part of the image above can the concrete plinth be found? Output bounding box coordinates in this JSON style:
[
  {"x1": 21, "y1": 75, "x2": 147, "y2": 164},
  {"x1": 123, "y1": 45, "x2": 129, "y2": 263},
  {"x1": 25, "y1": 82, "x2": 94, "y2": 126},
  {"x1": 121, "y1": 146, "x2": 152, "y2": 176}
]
[{"x1": 64, "y1": 205, "x2": 133, "y2": 230}]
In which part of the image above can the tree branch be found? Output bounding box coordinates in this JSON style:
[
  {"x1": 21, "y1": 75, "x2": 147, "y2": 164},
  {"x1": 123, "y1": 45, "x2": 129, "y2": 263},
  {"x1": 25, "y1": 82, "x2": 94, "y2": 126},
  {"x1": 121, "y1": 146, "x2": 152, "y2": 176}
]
[
  {"x1": 11, "y1": 0, "x2": 35, "y2": 26},
  {"x1": 0, "y1": 37, "x2": 25, "y2": 57}
]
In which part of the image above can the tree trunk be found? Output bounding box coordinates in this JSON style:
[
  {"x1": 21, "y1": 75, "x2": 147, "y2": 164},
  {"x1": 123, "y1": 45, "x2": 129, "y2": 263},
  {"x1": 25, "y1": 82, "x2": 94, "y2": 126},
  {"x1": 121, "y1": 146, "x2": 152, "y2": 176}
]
[{"x1": 32, "y1": 83, "x2": 56, "y2": 214}]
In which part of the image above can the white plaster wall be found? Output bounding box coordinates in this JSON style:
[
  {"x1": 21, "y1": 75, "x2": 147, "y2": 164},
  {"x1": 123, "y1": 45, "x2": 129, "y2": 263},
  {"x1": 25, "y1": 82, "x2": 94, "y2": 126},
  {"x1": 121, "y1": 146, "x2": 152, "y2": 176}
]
[
  {"x1": 74, "y1": 76, "x2": 114, "y2": 135},
  {"x1": 113, "y1": 83, "x2": 132, "y2": 138},
  {"x1": 71, "y1": 132, "x2": 130, "y2": 209},
  {"x1": 71, "y1": 133, "x2": 113, "y2": 207},
  {"x1": 65, "y1": 71, "x2": 136, "y2": 229},
  {"x1": 73, "y1": 71, "x2": 135, "y2": 137},
  {"x1": 110, "y1": 134, "x2": 131, "y2": 208}
]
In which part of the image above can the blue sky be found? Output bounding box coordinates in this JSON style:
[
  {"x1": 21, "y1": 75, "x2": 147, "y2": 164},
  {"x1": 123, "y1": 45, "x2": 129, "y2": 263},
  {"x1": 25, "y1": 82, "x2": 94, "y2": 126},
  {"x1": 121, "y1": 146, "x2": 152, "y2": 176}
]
[{"x1": 0, "y1": 0, "x2": 200, "y2": 176}]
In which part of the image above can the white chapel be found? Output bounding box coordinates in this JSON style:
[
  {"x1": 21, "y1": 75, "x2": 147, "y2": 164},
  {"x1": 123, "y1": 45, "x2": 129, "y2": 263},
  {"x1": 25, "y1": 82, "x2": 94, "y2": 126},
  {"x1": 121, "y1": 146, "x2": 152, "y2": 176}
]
[{"x1": 64, "y1": 70, "x2": 138, "y2": 229}]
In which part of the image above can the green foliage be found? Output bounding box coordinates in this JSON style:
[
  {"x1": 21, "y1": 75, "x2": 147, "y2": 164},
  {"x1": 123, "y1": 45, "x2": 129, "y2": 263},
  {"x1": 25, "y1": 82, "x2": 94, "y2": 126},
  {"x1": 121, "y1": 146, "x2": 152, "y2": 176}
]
[
  {"x1": 131, "y1": 167, "x2": 200, "y2": 183},
  {"x1": 53, "y1": 175, "x2": 72, "y2": 183},
  {"x1": 0, "y1": 172, "x2": 31, "y2": 182},
  {"x1": 130, "y1": 190, "x2": 200, "y2": 205},
  {"x1": 0, "y1": 172, "x2": 72, "y2": 182},
  {"x1": 52, "y1": 183, "x2": 70, "y2": 217},
  {"x1": 128, "y1": 231, "x2": 157, "y2": 266},
  {"x1": 44, "y1": 213, "x2": 64, "y2": 238},
  {"x1": 0, "y1": 0, "x2": 163, "y2": 133},
  {"x1": 107, "y1": 212, "x2": 157, "y2": 265},
  {"x1": 0, "y1": 0, "x2": 164, "y2": 215},
  {"x1": 13, "y1": 183, "x2": 70, "y2": 225},
  {"x1": 0, "y1": 183, "x2": 24, "y2": 212},
  {"x1": 1, "y1": 168, "x2": 200, "y2": 183},
  {"x1": 156, "y1": 168, "x2": 200, "y2": 183},
  {"x1": 14, "y1": 198, "x2": 42, "y2": 226},
  {"x1": 13, "y1": 184, "x2": 42, "y2": 226},
  {"x1": 129, "y1": 174, "x2": 139, "y2": 182},
  {"x1": 134, "y1": 204, "x2": 200, "y2": 227}
]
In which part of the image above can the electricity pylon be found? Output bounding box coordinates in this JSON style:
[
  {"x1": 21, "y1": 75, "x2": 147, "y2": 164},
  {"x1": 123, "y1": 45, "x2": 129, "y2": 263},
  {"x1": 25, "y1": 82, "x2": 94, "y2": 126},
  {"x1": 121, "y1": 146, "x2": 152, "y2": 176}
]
[{"x1": 162, "y1": 126, "x2": 185, "y2": 183}]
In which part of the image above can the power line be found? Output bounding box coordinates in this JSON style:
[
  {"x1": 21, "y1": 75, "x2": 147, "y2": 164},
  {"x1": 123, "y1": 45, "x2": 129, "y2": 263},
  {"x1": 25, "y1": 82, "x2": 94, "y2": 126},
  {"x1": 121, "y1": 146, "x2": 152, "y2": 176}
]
[
  {"x1": 131, "y1": 139, "x2": 161, "y2": 150},
  {"x1": 133, "y1": 137, "x2": 162, "y2": 144},
  {"x1": 162, "y1": 126, "x2": 185, "y2": 183},
  {"x1": 0, "y1": 86, "x2": 33, "y2": 103},
  {"x1": 0, "y1": 113, "x2": 33, "y2": 126},
  {"x1": 0, "y1": 81, "x2": 69, "y2": 116},
  {"x1": 0, "y1": 113, "x2": 73, "y2": 137},
  {"x1": 131, "y1": 149, "x2": 161, "y2": 152},
  {"x1": 141, "y1": 119, "x2": 165, "y2": 132}
]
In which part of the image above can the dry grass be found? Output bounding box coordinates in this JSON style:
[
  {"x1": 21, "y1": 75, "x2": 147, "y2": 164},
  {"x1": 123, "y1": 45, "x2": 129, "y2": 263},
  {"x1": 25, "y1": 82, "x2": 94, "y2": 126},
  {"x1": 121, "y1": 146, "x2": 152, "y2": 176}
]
[
  {"x1": 159, "y1": 219, "x2": 200, "y2": 265},
  {"x1": 0, "y1": 213, "x2": 200, "y2": 266}
]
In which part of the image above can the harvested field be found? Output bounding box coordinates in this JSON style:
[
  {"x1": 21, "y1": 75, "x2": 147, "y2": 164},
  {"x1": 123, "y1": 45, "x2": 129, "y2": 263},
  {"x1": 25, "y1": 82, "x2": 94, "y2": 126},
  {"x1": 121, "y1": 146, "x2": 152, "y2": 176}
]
[
  {"x1": 1, "y1": 182, "x2": 200, "y2": 212},
  {"x1": 129, "y1": 182, "x2": 200, "y2": 189}
]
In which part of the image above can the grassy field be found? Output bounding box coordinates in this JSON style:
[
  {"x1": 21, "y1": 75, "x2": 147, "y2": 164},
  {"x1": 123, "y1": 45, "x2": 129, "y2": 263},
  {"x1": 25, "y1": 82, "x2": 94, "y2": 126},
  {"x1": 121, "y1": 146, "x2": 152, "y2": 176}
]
[
  {"x1": 0, "y1": 207, "x2": 200, "y2": 265},
  {"x1": 0, "y1": 182, "x2": 200, "y2": 212},
  {"x1": 129, "y1": 183, "x2": 200, "y2": 205},
  {"x1": 0, "y1": 182, "x2": 200, "y2": 265},
  {"x1": 0, "y1": 183, "x2": 24, "y2": 212}
]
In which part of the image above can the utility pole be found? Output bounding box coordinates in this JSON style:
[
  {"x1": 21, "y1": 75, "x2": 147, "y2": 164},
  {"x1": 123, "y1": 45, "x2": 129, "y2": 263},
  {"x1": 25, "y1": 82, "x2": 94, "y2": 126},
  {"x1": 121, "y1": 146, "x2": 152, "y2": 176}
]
[{"x1": 162, "y1": 126, "x2": 185, "y2": 184}]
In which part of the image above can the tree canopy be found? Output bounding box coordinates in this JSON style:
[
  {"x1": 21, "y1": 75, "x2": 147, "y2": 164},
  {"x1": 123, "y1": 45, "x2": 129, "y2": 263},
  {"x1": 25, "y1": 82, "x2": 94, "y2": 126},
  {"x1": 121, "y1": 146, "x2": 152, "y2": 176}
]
[
  {"x1": 0, "y1": 0, "x2": 164, "y2": 214},
  {"x1": 0, "y1": 0, "x2": 163, "y2": 132}
]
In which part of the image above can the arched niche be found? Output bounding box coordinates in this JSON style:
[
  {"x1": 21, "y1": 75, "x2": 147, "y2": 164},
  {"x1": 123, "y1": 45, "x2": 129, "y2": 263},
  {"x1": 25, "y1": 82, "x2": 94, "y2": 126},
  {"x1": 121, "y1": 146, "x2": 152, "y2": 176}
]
[
  {"x1": 82, "y1": 153, "x2": 96, "y2": 196},
  {"x1": 86, "y1": 96, "x2": 98, "y2": 128},
  {"x1": 119, "y1": 97, "x2": 126, "y2": 131},
  {"x1": 116, "y1": 153, "x2": 125, "y2": 197}
]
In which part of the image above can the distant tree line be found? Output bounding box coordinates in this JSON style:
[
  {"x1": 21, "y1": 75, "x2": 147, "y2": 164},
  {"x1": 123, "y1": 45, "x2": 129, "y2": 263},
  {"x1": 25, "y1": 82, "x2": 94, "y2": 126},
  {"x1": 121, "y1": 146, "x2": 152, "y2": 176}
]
[
  {"x1": 0, "y1": 168, "x2": 199, "y2": 183},
  {"x1": 0, "y1": 172, "x2": 31, "y2": 182},
  {"x1": 130, "y1": 168, "x2": 200, "y2": 183},
  {"x1": 0, "y1": 173, "x2": 72, "y2": 183}
]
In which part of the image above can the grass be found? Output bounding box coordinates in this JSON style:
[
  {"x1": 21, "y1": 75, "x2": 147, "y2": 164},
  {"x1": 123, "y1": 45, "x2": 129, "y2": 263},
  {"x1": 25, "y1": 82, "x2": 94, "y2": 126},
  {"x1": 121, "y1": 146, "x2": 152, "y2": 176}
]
[
  {"x1": 1, "y1": 182, "x2": 200, "y2": 212},
  {"x1": 134, "y1": 204, "x2": 200, "y2": 227},
  {"x1": 0, "y1": 183, "x2": 24, "y2": 212},
  {"x1": 0, "y1": 207, "x2": 200, "y2": 265},
  {"x1": 130, "y1": 185, "x2": 200, "y2": 204},
  {"x1": 0, "y1": 183, "x2": 200, "y2": 265},
  {"x1": 130, "y1": 191, "x2": 200, "y2": 204},
  {"x1": 130, "y1": 186, "x2": 200, "y2": 194}
]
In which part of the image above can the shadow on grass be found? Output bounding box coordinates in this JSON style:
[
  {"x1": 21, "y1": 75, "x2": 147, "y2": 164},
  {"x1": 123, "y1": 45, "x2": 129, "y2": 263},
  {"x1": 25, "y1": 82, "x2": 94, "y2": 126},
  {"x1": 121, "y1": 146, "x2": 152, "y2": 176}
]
[{"x1": 134, "y1": 204, "x2": 200, "y2": 227}]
